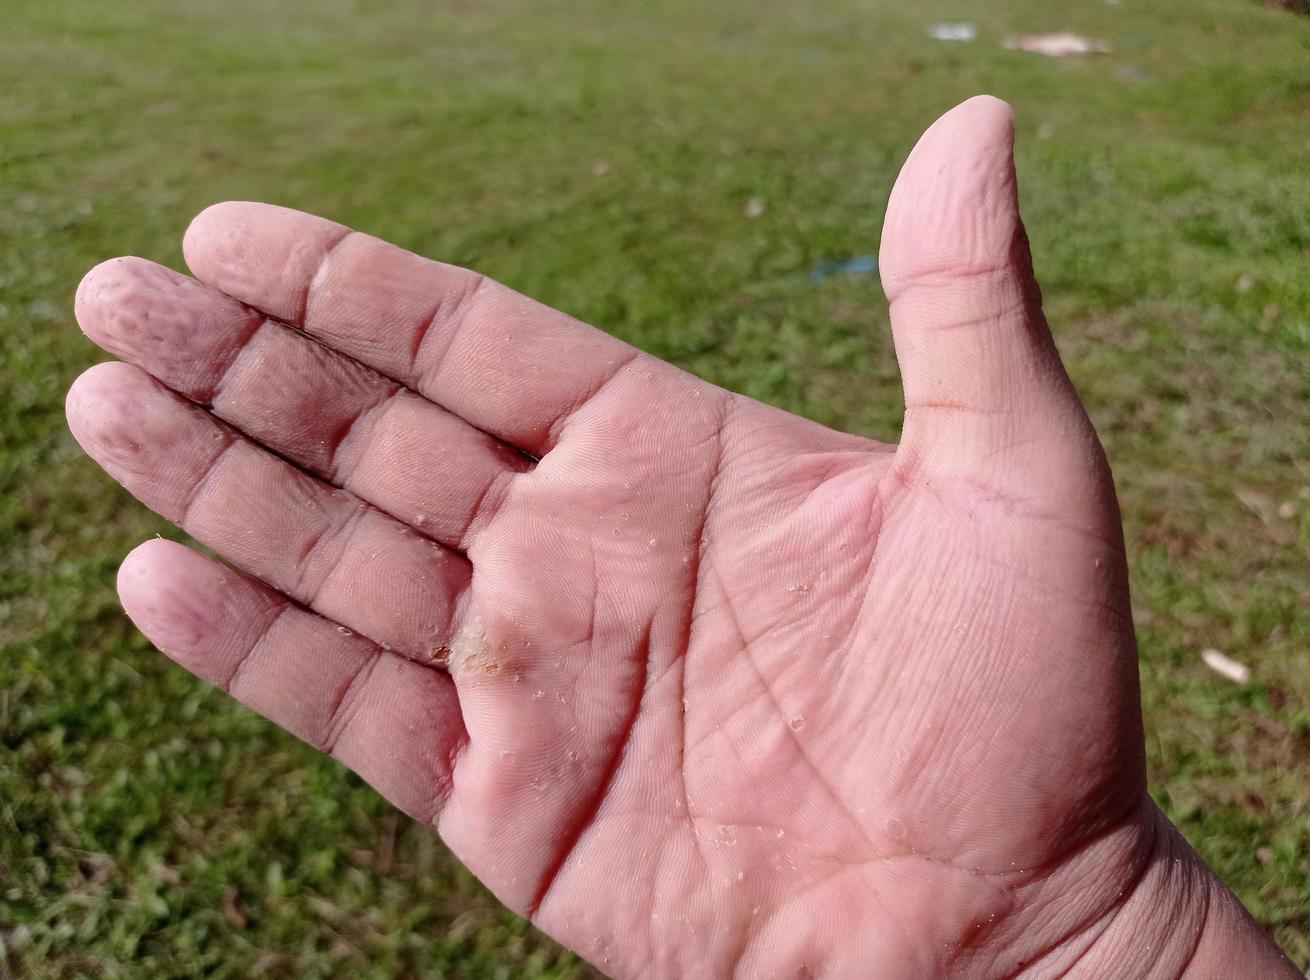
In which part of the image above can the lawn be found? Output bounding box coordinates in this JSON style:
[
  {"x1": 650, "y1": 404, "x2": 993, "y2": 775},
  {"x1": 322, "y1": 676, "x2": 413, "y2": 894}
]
[{"x1": 1, "y1": 0, "x2": 1307, "y2": 975}]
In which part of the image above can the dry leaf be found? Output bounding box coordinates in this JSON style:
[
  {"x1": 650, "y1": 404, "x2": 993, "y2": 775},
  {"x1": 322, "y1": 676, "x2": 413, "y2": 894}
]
[{"x1": 223, "y1": 885, "x2": 249, "y2": 928}]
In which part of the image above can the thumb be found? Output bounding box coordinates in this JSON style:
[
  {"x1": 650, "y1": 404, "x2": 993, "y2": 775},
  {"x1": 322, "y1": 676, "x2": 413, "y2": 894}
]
[{"x1": 880, "y1": 95, "x2": 1100, "y2": 497}]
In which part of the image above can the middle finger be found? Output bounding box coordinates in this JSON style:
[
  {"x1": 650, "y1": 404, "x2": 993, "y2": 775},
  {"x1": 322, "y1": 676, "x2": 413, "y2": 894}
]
[{"x1": 75, "y1": 257, "x2": 528, "y2": 552}]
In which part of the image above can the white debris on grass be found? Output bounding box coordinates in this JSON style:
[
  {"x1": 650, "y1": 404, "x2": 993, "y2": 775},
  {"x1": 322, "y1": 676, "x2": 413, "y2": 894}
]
[
  {"x1": 1004, "y1": 33, "x2": 1111, "y2": 57},
  {"x1": 929, "y1": 23, "x2": 977, "y2": 42},
  {"x1": 1200, "y1": 648, "x2": 1251, "y2": 685}
]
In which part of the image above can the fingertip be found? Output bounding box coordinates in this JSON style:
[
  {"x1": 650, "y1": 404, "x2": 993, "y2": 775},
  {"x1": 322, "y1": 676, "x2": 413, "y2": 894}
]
[
  {"x1": 116, "y1": 537, "x2": 174, "y2": 612},
  {"x1": 65, "y1": 362, "x2": 199, "y2": 505},
  {"x1": 76, "y1": 257, "x2": 213, "y2": 370},
  {"x1": 901, "y1": 95, "x2": 1015, "y2": 172},
  {"x1": 119, "y1": 535, "x2": 193, "y2": 576},
  {"x1": 950, "y1": 94, "x2": 1015, "y2": 141},
  {"x1": 880, "y1": 94, "x2": 1024, "y2": 301},
  {"x1": 183, "y1": 201, "x2": 327, "y2": 261},
  {"x1": 75, "y1": 256, "x2": 151, "y2": 336},
  {"x1": 180, "y1": 202, "x2": 233, "y2": 275},
  {"x1": 185, "y1": 201, "x2": 261, "y2": 231},
  {"x1": 182, "y1": 201, "x2": 346, "y2": 322},
  {"x1": 73, "y1": 260, "x2": 112, "y2": 333},
  {"x1": 183, "y1": 199, "x2": 238, "y2": 245},
  {"x1": 66, "y1": 357, "x2": 151, "y2": 408},
  {"x1": 117, "y1": 539, "x2": 231, "y2": 667},
  {"x1": 908, "y1": 96, "x2": 1014, "y2": 167},
  {"x1": 65, "y1": 360, "x2": 140, "y2": 444}
]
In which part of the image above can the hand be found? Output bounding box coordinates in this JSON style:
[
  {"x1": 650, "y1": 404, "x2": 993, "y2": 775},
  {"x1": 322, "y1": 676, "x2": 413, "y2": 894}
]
[{"x1": 67, "y1": 97, "x2": 1296, "y2": 977}]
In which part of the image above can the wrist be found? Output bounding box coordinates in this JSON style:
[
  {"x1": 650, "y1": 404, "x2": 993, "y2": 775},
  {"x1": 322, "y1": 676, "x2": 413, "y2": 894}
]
[
  {"x1": 1092, "y1": 807, "x2": 1298, "y2": 979},
  {"x1": 984, "y1": 801, "x2": 1298, "y2": 979}
]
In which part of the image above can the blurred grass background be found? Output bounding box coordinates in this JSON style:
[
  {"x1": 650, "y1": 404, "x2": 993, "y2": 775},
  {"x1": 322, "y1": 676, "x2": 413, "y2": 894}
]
[{"x1": 2, "y1": 0, "x2": 1308, "y2": 976}]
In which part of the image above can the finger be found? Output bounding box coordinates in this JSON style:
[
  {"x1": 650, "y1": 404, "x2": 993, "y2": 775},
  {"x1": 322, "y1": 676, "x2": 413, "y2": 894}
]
[
  {"x1": 117, "y1": 538, "x2": 464, "y2": 823},
  {"x1": 183, "y1": 202, "x2": 653, "y2": 457},
  {"x1": 75, "y1": 257, "x2": 527, "y2": 550},
  {"x1": 879, "y1": 96, "x2": 1103, "y2": 496},
  {"x1": 67, "y1": 361, "x2": 467, "y2": 663}
]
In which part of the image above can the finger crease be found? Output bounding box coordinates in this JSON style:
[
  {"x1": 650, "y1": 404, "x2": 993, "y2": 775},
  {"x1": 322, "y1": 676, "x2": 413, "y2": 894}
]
[
  {"x1": 885, "y1": 261, "x2": 1014, "y2": 302},
  {"x1": 298, "y1": 502, "x2": 370, "y2": 604},
  {"x1": 456, "y1": 466, "x2": 517, "y2": 552},
  {"x1": 411, "y1": 273, "x2": 489, "y2": 387},
  {"x1": 527, "y1": 616, "x2": 654, "y2": 920},
  {"x1": 321, "y1": 647, "x2": 382, "y2": 756},
  {"x1": 299, "y1": 228, "x2": 358, "y2": 327},
  {"x1": 178, "y1": 436, "x2": 241, "y2": 528},
  {"x1": 422, "y1": 729, "x2": 468, "y2": 828},
  {"x1": 904, "y1": 399, "x2": 1000, "y2": 416},
  {"x1": 203, "y1": 313, "x2": 270, "y2": 404},
  {"x1": 325, "y1": 385, "x2": 402, "y2": 483},
  {"x1": 223, "y1": 602, "x2": 294, "y2": 694},
  {"x1": 546, "y1": 350, "x2": 643, "y2": 447}
]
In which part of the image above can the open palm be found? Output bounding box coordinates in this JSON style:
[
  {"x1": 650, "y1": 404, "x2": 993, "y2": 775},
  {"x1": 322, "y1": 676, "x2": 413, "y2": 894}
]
[{"x1": 68, "y1": 99, "x2": 1204, "y2": 977}]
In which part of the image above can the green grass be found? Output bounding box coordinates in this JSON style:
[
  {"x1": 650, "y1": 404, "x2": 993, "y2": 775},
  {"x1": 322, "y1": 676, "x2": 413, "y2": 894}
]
[{"x1": 2, "y1": 0, "x2": 1308, "y2": 975}]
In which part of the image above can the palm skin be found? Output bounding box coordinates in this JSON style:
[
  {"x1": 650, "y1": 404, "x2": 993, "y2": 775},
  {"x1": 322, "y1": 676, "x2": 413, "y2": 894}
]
[
  {"x1": 473, "y1": 375, "x2": 1144, "y2": 977},
  {"x1": 67, "y1": 98, "x2": 1293, "y2": 977}
]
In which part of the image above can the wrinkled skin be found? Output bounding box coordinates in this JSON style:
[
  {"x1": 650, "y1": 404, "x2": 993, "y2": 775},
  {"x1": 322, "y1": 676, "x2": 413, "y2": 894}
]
[{"x1": 65, "y1": 98, "x2": 1290, "y2": 978}]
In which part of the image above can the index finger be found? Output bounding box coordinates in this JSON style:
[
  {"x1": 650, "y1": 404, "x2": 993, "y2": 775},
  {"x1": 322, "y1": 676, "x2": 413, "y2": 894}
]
[{"x1": 182, "y1": 202, "x2": 649, "y2": 456}]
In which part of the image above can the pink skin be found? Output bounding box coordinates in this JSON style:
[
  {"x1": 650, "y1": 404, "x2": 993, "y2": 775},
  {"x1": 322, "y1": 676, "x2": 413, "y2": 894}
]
[{"x1": 67, "y1": 97, "x2": 1296, "y2": 978}]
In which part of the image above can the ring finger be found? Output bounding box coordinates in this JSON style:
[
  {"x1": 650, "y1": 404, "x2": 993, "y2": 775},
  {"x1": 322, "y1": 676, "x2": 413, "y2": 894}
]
[{"x1": 67, "y1": 361, "x2": 467, "y2": 663}]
